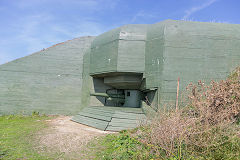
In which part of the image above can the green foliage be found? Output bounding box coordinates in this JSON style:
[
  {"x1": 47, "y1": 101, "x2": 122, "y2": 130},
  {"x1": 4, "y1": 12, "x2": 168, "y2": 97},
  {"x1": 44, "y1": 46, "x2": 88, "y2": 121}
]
[
  {"x1": 95, "y1": 126, "x2": 240, "y2": 160},
  {"x1": 0, "y1": 115, "x2": 52, "y2": 160},
  {"x1": 181, "y1": 129, "x2": 240, "y2": 160},
  {"x1": 32, "y1": 111, "x2": 40, "y2": 116},
  {"x1": 203, "y1": 137, "x2": 240, "y2": 160},
  {"x1": 95, "y1": 130, "x2": 155, "y2": 160}
]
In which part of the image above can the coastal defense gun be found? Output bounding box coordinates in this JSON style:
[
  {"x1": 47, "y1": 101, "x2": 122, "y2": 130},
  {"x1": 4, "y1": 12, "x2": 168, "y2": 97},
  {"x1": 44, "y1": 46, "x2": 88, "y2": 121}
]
[
  {"x1": 90, "y1": 89, "x2": 125, "y2": 106},
  {"x1": 87, "y1": 24, "x2": 147, "y2": 109},
  {"x1": 90, "y1": 88, "x2": 142, "y2": 108}
]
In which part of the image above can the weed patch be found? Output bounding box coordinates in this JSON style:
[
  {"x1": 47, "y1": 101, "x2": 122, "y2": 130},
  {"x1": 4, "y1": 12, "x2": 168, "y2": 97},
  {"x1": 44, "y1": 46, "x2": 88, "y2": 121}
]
[
  {"x1": 95, "y1": 131, "x2": 155, "y2": 160},
  {"x1": 0, "y1": 115, "x2": 52, "y2": 159}
]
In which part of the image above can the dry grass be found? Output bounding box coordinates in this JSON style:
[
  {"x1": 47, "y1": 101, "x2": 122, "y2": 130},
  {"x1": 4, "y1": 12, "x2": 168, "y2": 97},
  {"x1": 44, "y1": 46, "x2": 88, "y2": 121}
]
[{"x1": 136, "y1": 67, "x2": 240, "y2": 159}]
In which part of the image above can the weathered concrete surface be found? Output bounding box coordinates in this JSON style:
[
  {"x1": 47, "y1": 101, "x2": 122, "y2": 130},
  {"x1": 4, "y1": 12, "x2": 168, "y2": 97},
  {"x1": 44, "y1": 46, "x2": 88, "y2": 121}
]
[
  {"x1": 1, "y1": 20, "x2": 240, "y2": 116},
  {"x1": 0, "y1": 36, "x2": 95, "y2": 115},
  {"x1": 90, "y1": 24, "x2": 147, "y2": 75},
  {"x1": 145, "y1": 20, "x2": 240, "y2": 109}
]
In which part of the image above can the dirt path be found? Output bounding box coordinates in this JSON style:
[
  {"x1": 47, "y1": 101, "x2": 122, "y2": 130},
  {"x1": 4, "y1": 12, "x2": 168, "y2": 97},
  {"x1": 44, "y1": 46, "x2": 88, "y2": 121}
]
[{"x1": 35, "y1": 116, "x2": 112, "y2": 158}]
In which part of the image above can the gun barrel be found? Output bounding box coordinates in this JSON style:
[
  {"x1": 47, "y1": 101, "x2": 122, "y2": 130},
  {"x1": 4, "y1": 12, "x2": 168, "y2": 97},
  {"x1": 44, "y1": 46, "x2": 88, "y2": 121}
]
[
  {"x1": 90, "y1": 92, "x2": 125, "y2": 99},
  {"x1": 106, "y1": 97, "x2": 125, "y2": 103},
  {"x1": 90, "y1": 93, "x2": 110, "y2": 97}
]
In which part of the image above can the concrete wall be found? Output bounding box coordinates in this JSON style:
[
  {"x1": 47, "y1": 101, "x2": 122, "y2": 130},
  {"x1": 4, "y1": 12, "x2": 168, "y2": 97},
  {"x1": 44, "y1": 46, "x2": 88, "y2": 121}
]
[
  {"x1": 0, "y1": 36, "x2": 94, "y2": 115},
  {"x1": 144, "y1": 21, "x2": 165, "y2": 110},
  {"x1": 1, "y1": 20, "x2": 240, "y2": 115},
  {"x1": 145, "y1": 20, "x2": 240, "y2": 109},
  {"x1": 90, "y1": 24, "x2": 147, "y2": 75},
  {"x1": 90, "y1": 28, "x2": 120, "y2": 75},
  {"x1": 117, "y1": 24, "x2": 147, "y2": 73}
]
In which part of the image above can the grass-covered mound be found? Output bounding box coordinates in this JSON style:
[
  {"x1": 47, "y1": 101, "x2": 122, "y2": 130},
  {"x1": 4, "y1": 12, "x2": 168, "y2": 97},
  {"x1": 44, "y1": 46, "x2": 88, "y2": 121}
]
[{"x1": 95, "y1": 67, "x2": 240, "y2": 160}]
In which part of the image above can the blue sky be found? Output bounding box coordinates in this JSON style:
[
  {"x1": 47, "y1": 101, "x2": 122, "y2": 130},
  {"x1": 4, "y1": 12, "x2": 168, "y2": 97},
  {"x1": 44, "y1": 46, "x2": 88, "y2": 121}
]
[{"x1": 0, "y1": 0, "x2": 239, "y2": 64}]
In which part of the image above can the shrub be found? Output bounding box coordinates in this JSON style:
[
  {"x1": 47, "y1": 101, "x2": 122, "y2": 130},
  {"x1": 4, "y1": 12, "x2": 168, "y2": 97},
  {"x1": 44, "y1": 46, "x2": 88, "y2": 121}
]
[{"x1": 136, "y1": 67, "x2": 240, "y2": 159}]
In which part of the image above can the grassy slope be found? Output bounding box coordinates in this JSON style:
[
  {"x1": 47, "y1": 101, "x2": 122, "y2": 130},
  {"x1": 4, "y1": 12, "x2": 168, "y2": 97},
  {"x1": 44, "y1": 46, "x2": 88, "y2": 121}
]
[{"x1": 0, "y1": 115, "x2": 53, "y2": 160}]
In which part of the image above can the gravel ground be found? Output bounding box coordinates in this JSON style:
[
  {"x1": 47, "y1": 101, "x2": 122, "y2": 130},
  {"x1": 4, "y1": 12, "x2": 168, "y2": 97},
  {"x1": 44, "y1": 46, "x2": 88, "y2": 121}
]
[{"x1": 35, "y1": 116, "x2": 112, "y2": 158}]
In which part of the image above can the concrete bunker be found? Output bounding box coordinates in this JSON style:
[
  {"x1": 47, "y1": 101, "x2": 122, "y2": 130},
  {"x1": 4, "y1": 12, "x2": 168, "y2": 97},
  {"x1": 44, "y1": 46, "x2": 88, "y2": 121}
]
[
  {"x1": 0, "y1": 20, "x2": 240, "y2": 131},
  {"x1": 72, "y1": 24, "x2": 149, "y2": 131}
]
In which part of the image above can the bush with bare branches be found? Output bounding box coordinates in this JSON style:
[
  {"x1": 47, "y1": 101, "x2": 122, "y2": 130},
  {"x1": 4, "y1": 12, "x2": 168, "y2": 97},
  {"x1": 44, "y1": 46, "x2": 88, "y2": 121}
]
[{"x1": 137, "y1": 67, "x2": 240, "y2": 159}]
